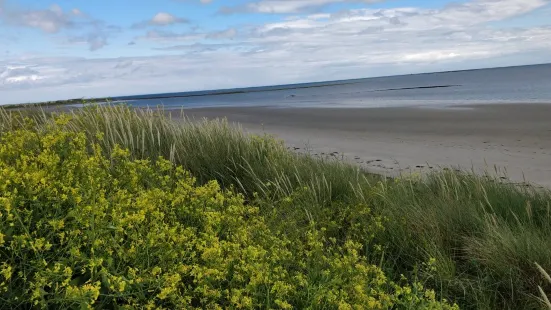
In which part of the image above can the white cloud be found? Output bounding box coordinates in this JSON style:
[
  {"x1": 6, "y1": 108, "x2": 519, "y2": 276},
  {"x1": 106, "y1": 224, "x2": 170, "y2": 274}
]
[
  {"x1": 151, "y1": 12, "x2": 187, "y2": 25},
  {"x1": 220, "y1": 0, "x2": 384, "y2": 14},
  {"x1": 0, "y1": 66, "x2": 43, "y2": 84},
  {"x1": 0, "y1": 1, "x2": 113, "y2": 51},
  {"x1": 133, "y1": 12, "x2": 188, "y2": 28},
  {"x1": 0, "y1": 3, "x2": 74, "y2": 33}
]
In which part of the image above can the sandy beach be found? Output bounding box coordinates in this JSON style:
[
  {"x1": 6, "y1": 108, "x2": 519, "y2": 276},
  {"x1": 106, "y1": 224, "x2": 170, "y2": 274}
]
[{"x1": 177, "y1": 103, "x2": 551, "y2": 188}]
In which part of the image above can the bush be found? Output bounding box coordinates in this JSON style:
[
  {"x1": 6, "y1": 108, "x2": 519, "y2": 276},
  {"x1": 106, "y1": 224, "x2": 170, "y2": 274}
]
[
  {"x1": 0, "y1": 117, "x2": 454, "y2": 309},
  {"x1": 3, "y1": 105, "x2": 551, "y2": 309}
]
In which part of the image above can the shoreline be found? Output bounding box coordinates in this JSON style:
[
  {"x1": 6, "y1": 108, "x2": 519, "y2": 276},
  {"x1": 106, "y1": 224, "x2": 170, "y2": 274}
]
[{"x1": 175, "y1": 103, "x2": 551, "y2": 188}]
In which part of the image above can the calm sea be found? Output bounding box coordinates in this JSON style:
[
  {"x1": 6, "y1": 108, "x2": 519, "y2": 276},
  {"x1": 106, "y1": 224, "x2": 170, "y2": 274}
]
[{"x1": 115, "y1": 63, "x2": 551, "y2": 109}]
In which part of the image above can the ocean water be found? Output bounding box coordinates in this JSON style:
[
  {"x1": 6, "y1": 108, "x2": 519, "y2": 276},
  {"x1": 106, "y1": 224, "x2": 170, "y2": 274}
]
[{"x1": 116, "y1": 64, "x2": 551, "y2": 109}]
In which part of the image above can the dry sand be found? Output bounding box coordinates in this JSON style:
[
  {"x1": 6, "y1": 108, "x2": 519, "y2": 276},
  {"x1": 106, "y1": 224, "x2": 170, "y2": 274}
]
[{"x1": 177, "y1": 103, "x2": 551, "y2": 188}]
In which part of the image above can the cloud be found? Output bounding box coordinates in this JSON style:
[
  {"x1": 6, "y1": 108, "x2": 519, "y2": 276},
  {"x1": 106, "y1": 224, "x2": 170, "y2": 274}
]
[
  {"x1": 71, "y1": 8, "x2": 83, "y2": 16},
  {"x1": 152, "y1": 12, "x2": 186, "y2": 25},
  {"x1": 0, "y1": 1, "x2": 114, "y2": 51},
  {"x1": 239, "y1": 0, "x2": 550, "y2": 69},
  {"x1": 132, "y1": 12, "x2": 188, "y2": 28},
  {"x1": 437, "y1": 0, "x2": 550, "y2": 26},
  {"x1": 87, "y1": 33, "x2": 108, "y2": 51},
  {"x1": 0, "y1": 66, "x2": 42, "y2": 84},
  {"x1": 63, "y1": 23, "x2": 113, "y2": 51},
  {"x1": 220, "y1": 0, "x2": 384, "y2": 14},
  {"x1": 0, "y1": 3, "x2": 77, "y2": 33}
]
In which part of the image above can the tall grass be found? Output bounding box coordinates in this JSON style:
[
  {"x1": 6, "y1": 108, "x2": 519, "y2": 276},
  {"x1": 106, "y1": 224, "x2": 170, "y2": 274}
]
[
  {"x1": 371, "y1": 172, "x2": 551, "y2": 309},
  {"x1": 537, "y1": 263, "x2": 551, "y2": 309},
  {"x1": 1, "y1": 104, "x2": 551, "y2": 309}
]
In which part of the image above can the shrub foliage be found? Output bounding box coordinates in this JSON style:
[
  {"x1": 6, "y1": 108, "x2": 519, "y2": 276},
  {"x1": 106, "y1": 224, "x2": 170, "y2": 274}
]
[{"x1": 0, "y1": 116, "x2": 455, "y2": 309}]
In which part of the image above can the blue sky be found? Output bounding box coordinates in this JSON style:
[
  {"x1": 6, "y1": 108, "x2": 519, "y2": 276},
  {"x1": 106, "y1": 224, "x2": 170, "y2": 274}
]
[{"x1": 1, "y1": 0, "x2": 550, "y2": 104}]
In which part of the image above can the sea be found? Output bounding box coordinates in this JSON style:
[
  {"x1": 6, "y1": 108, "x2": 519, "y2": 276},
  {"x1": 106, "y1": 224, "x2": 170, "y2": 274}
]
[{"x1": 113, "y1": 63, "x2": 551, "y2": 109}]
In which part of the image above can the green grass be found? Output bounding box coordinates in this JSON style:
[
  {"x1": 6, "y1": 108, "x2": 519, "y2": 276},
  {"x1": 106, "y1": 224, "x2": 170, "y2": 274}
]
[
  {"x1": 1, "y1": 104, "x2": 551, "y2": 309},
  {"x1": 371, "y1": 172, "x2": 551, "y2": 309}
]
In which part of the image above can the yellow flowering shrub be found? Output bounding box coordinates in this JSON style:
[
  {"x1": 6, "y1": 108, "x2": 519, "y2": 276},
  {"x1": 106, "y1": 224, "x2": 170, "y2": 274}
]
[{"x1": 0, "y1": 117, "x2": 458, "y2": 309}]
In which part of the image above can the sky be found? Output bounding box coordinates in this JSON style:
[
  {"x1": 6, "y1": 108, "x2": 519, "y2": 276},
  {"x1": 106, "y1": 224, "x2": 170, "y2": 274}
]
[{"x1": 1, "y1": 0, "x2": 551, "y2": 104}]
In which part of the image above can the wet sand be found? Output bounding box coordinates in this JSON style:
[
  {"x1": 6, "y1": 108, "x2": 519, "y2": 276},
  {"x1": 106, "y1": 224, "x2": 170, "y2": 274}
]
[{"x1": 177, "y1": 103, "x2": 551, "y2": 188}]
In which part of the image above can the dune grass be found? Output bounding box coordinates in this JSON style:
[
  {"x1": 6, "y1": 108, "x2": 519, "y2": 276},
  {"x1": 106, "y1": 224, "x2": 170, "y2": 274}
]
[
  {"x1": 370, "y1": 172, "x2": 551, "y2": 309},
  {"x1": 1, "y1": 104, "x2": 551, "y2": 309},
  {"x1": 537, "y1": 263, "x2": 551, "y2": 309}
]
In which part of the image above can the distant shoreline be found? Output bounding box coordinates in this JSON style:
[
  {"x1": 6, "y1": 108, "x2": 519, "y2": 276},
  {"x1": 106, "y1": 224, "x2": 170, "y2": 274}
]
[
  {"x1": 1, "y1": 84, "x2": 461, "y2": 109},
  {"x1": 3, "y1": 62, "x2": 549, "y2": 108}
]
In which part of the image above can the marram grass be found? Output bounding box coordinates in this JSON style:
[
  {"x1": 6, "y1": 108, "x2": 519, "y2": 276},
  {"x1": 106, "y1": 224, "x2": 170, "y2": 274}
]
[
  {"x1": 1, "y1": 104, "x2": 551, "y2": 309},
  {"x1": 536, "y1": 263, "x2": 551, "y2": 309},
  {"x1": 0, "y1": 105, "x2": 373, "y2": 206}
]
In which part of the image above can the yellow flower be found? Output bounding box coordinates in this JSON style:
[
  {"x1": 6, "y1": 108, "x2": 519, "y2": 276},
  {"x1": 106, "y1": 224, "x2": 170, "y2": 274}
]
[
  {"x1": 151, "y1": 267, "x2": 162, "y2": 276},
  {"x1": 0, "y1": 263, "x2": 12, "y2": 280}
]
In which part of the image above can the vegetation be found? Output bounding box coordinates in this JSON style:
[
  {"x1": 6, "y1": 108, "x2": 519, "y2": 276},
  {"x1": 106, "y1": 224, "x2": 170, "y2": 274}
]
[
  {"x1": 537, "y1": 264, "x2": 551, "y2": 309},
  {"x1": 1, "y1": 98, "x2": 112, "y2": 110},
  {"x1": 0, "y1": 105, "x2": 550, "y2": 309}
]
